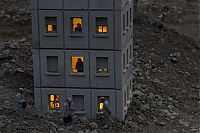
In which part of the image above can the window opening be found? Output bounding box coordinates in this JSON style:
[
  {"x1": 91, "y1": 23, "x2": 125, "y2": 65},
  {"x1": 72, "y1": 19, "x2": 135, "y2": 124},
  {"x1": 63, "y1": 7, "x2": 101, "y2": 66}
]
[
  {"x1": 46, "y1": 56, "x2": 58, "y2": 73},
  {"x1": 96, "y1": 57, "x2": 108, "y2": 73},
  {"x1": 49, "y1": 94, "x2": 60, "y2": 110},
  {"x1": 45, "y1": 17, "x2": 57, "y2": 33},
  {"x1": 71, "y1": 17, "x2": 83, "y2": 33},
  {"x1": 71, "y1": 56, "x2": 84, "y2": 73},
  {"x1": 72, "y1": 95, "x2": 84, "y2": 111},
  {"x1": 96, "y1": 17, "x2": 108, "y2": 33}
]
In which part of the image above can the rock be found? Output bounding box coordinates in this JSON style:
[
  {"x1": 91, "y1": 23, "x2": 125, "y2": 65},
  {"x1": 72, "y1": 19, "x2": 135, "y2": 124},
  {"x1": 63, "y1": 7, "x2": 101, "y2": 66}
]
[
  {"x1": 77, "y1": 131, "x2": 84, "y2": 133},
  {"x1": 18, "y1": 38, "x2": 26, "y2": 43},
  {"x1": 126, "y1": 121, "x2": 139, "y2": 129},
  {"x1": 133, "y1": 90, "x2": 145, "y2": 96},
  {"x1": 89, "y1": 122, "x2": 98, "y2": 129},
  {"x1": 103, "y1": 125, "x2": 108, "y2": 129},
  {"x1": 156, "y1": 121, "x2": 166, "y2": 126},
  {"x1": 58, "y1": 128, "x2": 65, "y2": 132},
  {"x1": 90, "y1": 130, "x2": 98, "y2": 133},
  {"x1": 49, "y1": 122, "x2": 58, "y2": 129},
  {"x1": 2, "y1": 50, "x2": 10, "y2": 55},
  {"x1": 79, "y1": 117, "x2": 89, "y2": 124},
  {"x1": 0, "y1": 121, "x2": 7, "y2": 128},
  {"x1": 179, "y1": 121, "x2": 189, "y2": 128}
]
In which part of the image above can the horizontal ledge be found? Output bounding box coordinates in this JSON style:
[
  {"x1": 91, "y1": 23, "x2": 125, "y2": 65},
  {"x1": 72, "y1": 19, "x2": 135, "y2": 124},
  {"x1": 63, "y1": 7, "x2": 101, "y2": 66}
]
[
  {"x1": 93, "y1": 33, "x2": 109, "y2": 38},
  {"x1": 45, "y1": 72, "x2": 60, "y2": 76},
  {"x1": 68, "y1": 34, "x2": 84, "y2": 37},
  {"x1": 70, "y1": 72, "x2": 85, "y2": 76},
  {"x1": 44, "y1": 33, "x2": 59, "y2": 37},
  {"x1": 74, "y1": 111, "x2": 86, "y2": 115},
  {"x1": 95, "y1": 73, "x2": 110, "y2": 77}
]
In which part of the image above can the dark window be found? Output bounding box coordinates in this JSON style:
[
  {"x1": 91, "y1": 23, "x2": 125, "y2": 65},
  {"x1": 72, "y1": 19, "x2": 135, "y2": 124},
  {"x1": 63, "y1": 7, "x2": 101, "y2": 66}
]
[
  {"x1": 46, "y1": 56, "x2": 58, "y2": 73},
  {"x1": 45, "y1": 17, "x2": 57, "y2": 33},
  {"x1": 130, "y1": 45, "x2": 132, "y2": 58},
  {"x1": 96, "y1": 57, "x2": 108, "y2": 73},
  {"x1": 123, "y1": 15, "x2": 125, "y2": 31},
  {"x1": 126, "y1": 49, "x2": 129, "y2": 65},
  {"x1": 123, "y1": 53, "x2": 125, "y2": 70},
  {"x1": 72, "y1": 95, "x2": 84, "y2": 111},
  {"x1": 96, "y1": 17, "x2": 108, "y2": 33},
  {"x1": 71, "y1": 17, "x2": 83, "y2": 33},
  {"x1": 126, "y1": 11, "x2": 129, "y2": 27},
  {"x1": 130, "y1": 8, "x2": 132, "y2": 24}
]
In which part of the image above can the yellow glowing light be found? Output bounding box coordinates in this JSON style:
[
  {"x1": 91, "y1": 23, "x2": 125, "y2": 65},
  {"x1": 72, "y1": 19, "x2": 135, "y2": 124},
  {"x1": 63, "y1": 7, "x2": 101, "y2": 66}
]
[
  {"x1": 72, "y1": 18, "x2": 82, "y2": 32},
  {"x1": 50, "y1": 102, "x2": 55, "y2": 109},
  {"x1": 71, "y1": 56, "x2": 84, "y2": 73},
  {"x1": 103, "y1": 26, "x2": 107, "y2": 33},
  {"x1": 48, "y1": 25, "x2": 53, "y2": 32},
  {"x1": 50, "y1": 95, "x2": 54, "y2": 101},
  {"x1": 98, "y1": 26, "x2": 107, "y2": 33},
  {"x1": 55, "y1": 103, "x2": 60, "y2": 108},
  {"x1": 100, "y1": 102, "x2": 104, "y2": 110}
]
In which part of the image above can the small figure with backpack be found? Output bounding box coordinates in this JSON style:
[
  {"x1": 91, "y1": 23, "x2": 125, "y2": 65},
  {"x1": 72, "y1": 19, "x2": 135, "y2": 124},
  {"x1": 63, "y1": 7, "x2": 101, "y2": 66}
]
[
  {"x1": 16, "y1": 87, "x2": 27, "y2": 121},
  {"x1": 63, "y1": 98, "x2": 75, "y2": 125}
]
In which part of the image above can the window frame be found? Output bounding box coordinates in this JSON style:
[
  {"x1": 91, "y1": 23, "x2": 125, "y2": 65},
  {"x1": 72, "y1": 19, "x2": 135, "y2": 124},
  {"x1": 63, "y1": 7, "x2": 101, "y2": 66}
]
[
  {"x1": 49, "y1": 94, "x2": 60, "y2": 111},
  {"x1": 96, "y1": 17, "x2": 108, "y2": 34},
  {"x1": 71, "y1": 17, "x2": 83, "y2": 34},
  {"x1": 45, "y1": 17, "x2": 58, "y2": 35}
]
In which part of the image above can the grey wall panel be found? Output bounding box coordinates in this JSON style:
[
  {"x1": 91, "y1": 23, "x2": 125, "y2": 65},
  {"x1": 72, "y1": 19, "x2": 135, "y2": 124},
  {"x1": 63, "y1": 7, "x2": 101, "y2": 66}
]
[
  {"x1": 38, "y1": 0, "x2": 62, "y2": 9},
  {"x1": 32, "y1": 10, "x2": 39, "y2": 48},
  {"x1": 90, "y1": 51, "x2": 114, "y2": 88},
  {"x1": 39, "y1": 10, "x2": 63, "y2": 48},
  {"x1": 115, "y1": 0, "x2": 121, "y2": 10},
  {"x1": 116, "y1": 90, "x2": 124, "y2": 121},
  {"x1": 89, "y1": 0, "x2": 113, "y2": 9},
  {"x1": 33, "y1": 49, "x2": 40, "y2": 87},
  {"x1": 115, "y1": 51, "x2": 122, "y2": 89},
  {"x1": 64, "y1": 0, "x2": 88, "y2": 9},
  {"x1": 90, "y1": 11, "x2": 114, "y2": 50},
  {"x1": 31, "y1": 0, "x2": 37, "y2": 10},
  {"x1": 41, "y1": 88, "x2": 66, "y2": 111},
  {"x1": 65, "y1": 50, "x2": 89, "y2": 88},
  {"x1": 34, "y1": 88, "x2": 42, "y2": 110},
  {"x1": 115, "y1": 11, "x2": 121, "y2": 50},
  {"x1": 91, "y1": 89, "x2": 115, "y2": 119},
  {"x1": 40, "y1": 50, "x2": 65, "y2": 87},
  {"x1": 66, "y1": 89, "x2": 91, "y2": 119},
  {"x1": 64, "y1": 11, "x2": 89, "y2": 49}
]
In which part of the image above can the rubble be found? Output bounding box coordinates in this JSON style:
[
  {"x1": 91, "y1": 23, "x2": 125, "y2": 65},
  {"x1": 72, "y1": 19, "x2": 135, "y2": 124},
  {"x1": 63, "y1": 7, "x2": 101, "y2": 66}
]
[{"x1": 0, "y1": 0, "x2": 199, "y2": 132}]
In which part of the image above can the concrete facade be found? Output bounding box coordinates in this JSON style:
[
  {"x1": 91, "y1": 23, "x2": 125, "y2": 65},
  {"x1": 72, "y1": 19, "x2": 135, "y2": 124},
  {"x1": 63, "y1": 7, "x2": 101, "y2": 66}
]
[{"x1": 32, "y1": 0, "x2": 135, "y2": 121}]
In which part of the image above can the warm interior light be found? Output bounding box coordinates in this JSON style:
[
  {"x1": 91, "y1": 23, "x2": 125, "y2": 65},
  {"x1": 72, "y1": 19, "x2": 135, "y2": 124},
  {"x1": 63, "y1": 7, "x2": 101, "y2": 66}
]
[
  {"x1": 97, "y1": 26, "x2": 107, "y2": 33},
  {"x1": 49, "y1": 94, "x2": 60, "y2": 110},
  {"x1": 103, "y1": 26, "x2": 107, "y2": 33},
  {"x1": 48, "y1": 25, "x2": 53, "y2": 32},
  {"x1": 71, "y1": 56, "x2": 84, "y2": 73},
  {"x1": 99, "y1": 102, "x2": 104, "y2": 110},
  {"x1": 72, "y1": 18, "x2": 82, "y2": 32},
  {"x1": 50, "y1": 95, "x2": 54, "y2": 101}
]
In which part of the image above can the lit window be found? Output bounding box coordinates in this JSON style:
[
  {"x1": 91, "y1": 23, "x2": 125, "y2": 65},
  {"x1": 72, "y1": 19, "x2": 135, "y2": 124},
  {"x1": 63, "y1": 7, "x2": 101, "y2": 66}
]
[
  {"x1": 98, "y1": 96, "x2": 109, "y2": 111},
  {"x1": 45, "y1": 17, "x2": 57, "y2": 33},
  {"x1": 71, "y1": 56, "x2": 84, "y2": 73},
  {"x1": 96, "y1": 17, "x2": 108, "y2": 33},
  {"x1": 71, "y1": 17, "x2": 83, "y2": 33},
  {"x1": 46, "y1": 56, "x2": 58, "y2": 73},
  {"x1": 96, "y1": 57, "x2": 108, "y2": 73},
  {"x1": 72, "y1": 95, "x2": 84, "y2": 111},
  {"x1": 49, "y1": 94, "x2": 60, "y2": 110}
]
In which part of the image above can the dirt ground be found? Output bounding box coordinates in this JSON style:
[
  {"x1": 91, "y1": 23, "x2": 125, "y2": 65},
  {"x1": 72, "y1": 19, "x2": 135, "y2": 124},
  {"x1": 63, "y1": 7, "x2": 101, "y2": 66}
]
[{"x1": 0, "y1": 0, "x2": 199, "y2": 132}]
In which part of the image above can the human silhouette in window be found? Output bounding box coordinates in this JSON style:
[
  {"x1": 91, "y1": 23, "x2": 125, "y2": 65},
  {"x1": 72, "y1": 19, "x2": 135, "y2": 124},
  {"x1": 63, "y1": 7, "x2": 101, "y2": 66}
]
[
  {"x1": 74, "y1": 23, "x2": 82, "y2": 33},
  {"x1": 76, "y1": 58, "x2": 84, "y2": 72}
]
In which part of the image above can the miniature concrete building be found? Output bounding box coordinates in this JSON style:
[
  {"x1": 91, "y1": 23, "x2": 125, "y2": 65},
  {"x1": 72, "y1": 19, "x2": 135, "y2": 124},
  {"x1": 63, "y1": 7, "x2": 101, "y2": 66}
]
[{"x1": 32, "y1": 0, "x2": 134, "y2": 121}]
